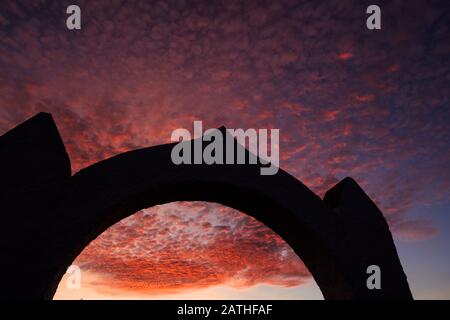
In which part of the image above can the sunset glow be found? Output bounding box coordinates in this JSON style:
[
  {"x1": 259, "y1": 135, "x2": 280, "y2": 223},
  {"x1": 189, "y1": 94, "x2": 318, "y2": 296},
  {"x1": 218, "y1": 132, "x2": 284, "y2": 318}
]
[{"x1": 0, "y1": 0, "x2": 449, "y2": 299}]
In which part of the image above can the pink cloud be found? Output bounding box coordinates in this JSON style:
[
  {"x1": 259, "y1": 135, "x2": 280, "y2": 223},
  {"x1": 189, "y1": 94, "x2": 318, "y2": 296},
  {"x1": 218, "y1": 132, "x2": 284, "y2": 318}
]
[
  {"x1": 0, "y1": 0, "x2": 448, "y2": 294},
  {"x1": 392, "y1": 219, "x2": 439, "y2": 241}
]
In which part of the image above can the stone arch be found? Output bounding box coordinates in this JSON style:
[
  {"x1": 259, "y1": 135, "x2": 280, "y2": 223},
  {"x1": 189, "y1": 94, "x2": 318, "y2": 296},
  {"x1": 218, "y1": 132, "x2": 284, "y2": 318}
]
[{"x1": 0, "y1": 113, "x2": 413, "y2": 300}]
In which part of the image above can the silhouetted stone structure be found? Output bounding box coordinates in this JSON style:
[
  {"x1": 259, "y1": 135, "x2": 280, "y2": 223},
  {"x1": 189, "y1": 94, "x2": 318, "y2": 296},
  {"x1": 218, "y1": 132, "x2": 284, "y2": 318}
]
[{"x1": 0, "y1": 113, "x2": 413, "y2": 300}]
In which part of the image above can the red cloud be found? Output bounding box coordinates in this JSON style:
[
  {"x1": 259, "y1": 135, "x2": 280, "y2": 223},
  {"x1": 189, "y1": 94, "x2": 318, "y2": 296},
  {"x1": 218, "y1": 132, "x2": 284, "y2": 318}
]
[
  {"x1": 338, "y1": 52, "x2": 353, "y2": 60},
  {"x1": 391, "y1": 219, "x2": 439, "y2": 242},
  {"x1": 75, "y1": 203, "x2": 310, "y2": 293},
  {"x1": 0, "y1": 0, "x2": 447, "y2": 295}
]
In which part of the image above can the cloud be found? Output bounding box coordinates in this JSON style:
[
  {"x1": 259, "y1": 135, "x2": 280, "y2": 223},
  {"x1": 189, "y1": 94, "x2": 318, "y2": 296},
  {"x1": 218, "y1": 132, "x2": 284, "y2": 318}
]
[
  {"x1": 392, "y1": 219, "x2": 440, "y2": 241},
  {"x1": 0, "y1": 0, "x2": 448, "y2": 294},
  {"x1": 75, "y1": 202, "x2": 310, "y2": 293}
]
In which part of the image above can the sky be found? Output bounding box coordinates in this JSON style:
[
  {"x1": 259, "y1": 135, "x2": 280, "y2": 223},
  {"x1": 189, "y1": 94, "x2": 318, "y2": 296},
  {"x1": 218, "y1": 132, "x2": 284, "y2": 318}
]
[{"x1": 0, "y1": 0, "x2": 449, "y2": 299}]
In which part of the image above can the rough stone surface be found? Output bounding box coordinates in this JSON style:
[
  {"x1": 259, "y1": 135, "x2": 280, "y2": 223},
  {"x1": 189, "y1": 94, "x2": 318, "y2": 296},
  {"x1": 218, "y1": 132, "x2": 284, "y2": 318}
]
[{"x1": 0, "y1": 114, "x2": 413, "y2": 300}]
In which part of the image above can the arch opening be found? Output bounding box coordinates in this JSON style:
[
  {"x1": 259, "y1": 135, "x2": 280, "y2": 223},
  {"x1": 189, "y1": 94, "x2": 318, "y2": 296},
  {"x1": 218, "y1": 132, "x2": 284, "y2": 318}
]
[{"x1": 54, "y1": 201, "x2": 322, "y2": 299}]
